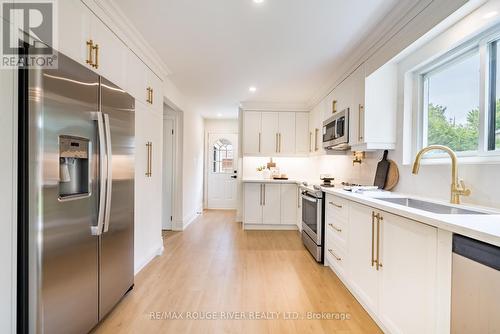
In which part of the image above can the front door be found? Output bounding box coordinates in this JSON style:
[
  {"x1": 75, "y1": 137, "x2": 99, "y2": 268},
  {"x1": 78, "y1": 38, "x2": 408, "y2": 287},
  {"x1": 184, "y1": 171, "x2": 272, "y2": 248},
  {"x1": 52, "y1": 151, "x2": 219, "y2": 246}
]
[{"x1": 207, "y1": 133, "x2": 238, "y2": 209}]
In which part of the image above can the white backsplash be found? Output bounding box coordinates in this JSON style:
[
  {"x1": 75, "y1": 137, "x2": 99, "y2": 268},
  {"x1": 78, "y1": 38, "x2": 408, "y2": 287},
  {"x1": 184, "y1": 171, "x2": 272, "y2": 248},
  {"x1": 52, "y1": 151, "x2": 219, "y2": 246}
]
[{"x1": 242, "y1": 151, "x2": 385, "y2": 186}]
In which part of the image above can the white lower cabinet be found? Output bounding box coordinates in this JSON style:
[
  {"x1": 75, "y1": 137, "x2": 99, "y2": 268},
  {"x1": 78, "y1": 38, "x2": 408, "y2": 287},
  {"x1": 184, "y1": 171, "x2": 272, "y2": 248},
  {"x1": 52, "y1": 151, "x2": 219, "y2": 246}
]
[
  {"x1": 326, "y1": 196, "x2": 439, "y2": 334},
  {"x1": 243, "y1": 183, "x2": 297, "y2": 227}
]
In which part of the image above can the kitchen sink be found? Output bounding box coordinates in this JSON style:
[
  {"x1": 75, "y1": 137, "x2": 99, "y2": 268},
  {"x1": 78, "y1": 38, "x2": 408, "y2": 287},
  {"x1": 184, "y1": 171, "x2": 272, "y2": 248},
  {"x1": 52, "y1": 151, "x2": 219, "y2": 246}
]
[{"x1": 374, "y1": 197, "x2": 487, "y2": 215}]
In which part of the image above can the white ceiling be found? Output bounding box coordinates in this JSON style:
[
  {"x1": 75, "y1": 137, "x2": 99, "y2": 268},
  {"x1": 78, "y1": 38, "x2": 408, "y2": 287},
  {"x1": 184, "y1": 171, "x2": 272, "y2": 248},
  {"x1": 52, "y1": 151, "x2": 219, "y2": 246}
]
[{"x1": 114, "y1": 0, "x2": 403, "y2": 118}]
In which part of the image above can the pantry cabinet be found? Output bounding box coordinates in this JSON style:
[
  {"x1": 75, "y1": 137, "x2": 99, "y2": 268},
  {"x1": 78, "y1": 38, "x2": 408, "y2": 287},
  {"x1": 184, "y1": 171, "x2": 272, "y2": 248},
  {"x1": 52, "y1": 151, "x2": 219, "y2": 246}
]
[
  {"x1": 325, "y1": 196, "x2": 439, "y2": 334},
  {"x1": 134, "y1": 101, "x2": 163, "y2": 266},
  {"x1": 243, "y1": 182, "x2": 298, "y2": 227},
  {"x1": 242, "y1": 111, "x2": 307, "y2": 156}
]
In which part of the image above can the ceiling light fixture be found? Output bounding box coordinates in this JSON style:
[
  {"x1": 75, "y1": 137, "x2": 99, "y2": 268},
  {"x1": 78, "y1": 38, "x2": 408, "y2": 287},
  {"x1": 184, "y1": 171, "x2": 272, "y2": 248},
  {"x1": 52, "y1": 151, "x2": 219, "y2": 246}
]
[
  {"x1": 217, "y1": 113, "x2": 223, "y2": 117},
  {"x1": 249, "y1": 86, "x2": 257, "y2": 93},
  {"x1": 483, "y1": 11, "x2": 498, "y2": 19},
  {"x1": 253, "y1": 0, "x2": 264, "y2": 3}
]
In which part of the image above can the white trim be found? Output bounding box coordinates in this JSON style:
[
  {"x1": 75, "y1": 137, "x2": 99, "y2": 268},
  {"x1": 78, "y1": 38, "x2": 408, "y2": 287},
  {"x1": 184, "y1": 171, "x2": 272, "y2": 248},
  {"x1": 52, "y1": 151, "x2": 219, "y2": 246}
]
[
  {"x1": 243, "y1": 224, "x2": 298, "y2": 231},
  {"x1": 240, "y1": 102, "x2": 310, "y2": 112},
  {"x1": 134, "y1": 243, "x2": 164, "y2": 275}
]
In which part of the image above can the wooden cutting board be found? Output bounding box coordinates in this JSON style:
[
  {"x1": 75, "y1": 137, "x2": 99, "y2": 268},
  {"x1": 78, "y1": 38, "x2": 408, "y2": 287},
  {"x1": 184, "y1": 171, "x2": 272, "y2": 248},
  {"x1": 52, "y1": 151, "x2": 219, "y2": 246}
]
[{"x1": 384, "y1": 160, "x2": 399, "y2": 191}]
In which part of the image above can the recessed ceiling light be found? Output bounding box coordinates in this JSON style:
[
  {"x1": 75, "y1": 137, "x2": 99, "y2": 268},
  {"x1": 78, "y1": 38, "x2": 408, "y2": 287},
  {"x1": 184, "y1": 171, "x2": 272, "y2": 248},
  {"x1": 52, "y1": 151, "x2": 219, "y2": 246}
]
[
  {"x1": 217, "y1": 113, "x2": 223, "y2": 117},
  {"x1": 253, "y1": 0, "x2": 264, "y2": 3},
  {"x1": 249, "y1": 86, "x2": 257, "y2": 93},
  {"x1": 483, "y1": 11, "x2": 498, "y2": 19}
]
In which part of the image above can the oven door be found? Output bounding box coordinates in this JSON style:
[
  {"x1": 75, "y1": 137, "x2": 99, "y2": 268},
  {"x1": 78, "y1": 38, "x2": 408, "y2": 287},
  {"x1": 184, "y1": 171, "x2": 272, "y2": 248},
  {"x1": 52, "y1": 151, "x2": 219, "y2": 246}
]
[{"x1": 301, "y1": 193, "x2": 322, "y2": 244}]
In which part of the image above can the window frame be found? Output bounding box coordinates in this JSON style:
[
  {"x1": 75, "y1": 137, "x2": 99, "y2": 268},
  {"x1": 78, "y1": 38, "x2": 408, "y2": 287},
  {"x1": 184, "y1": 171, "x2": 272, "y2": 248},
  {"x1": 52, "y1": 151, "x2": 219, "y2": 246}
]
[{"x1": 415, "y1": 29, "x2": 500, "y2": 162}]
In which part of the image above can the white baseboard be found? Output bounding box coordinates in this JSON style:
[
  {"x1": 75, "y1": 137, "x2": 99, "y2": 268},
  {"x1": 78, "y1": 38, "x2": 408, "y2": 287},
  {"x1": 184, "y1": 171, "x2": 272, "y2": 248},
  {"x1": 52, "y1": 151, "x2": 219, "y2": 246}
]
[
  {"x1": 134, "y1": 242, "x2": 164, "y2": 275},
  {"x1": 243, "y1": 224, "x2": 298, "y2": 230},
  {"x1": 172, "y1": 211, "x2": 201, "y2": 231}
]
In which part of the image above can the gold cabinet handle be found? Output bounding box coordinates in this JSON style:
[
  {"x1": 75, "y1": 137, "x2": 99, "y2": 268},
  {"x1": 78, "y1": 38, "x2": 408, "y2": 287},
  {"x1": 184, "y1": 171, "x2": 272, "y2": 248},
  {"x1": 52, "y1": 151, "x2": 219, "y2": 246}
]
[
  {"x1": 328, "y1": 201, "x2": 342, "y2": 208},
  {"x1": 92, "y1": 44, "x2": 99, "y2": 69},
  {"x1": 278, "y1": 133, "x2": 281, "y2": 153},
  {"x1": 328, "y1": 249, "x2": 341, "y2": 261},
  {"x1": 146, "y1": 87, "x2": 151, "y2": 104},
  {"x1": 376, "y1": 214, "x2": 383, "y2": 270},
  {"x1": 371, "y1": 211, "x2": 377, "y2": 267},
  {"x1": 145, "y1": 142, "x2": 152, "y2": 177},
  {"x1": 332, "y1": 100, "x2": 337, "y2": 114},
  {"x1": 314, "y1": 128, "x2": 319, "y2": 151},
  {"x1": 275, "y1": 133, "x2": 278, "y2": 153},
  {"x1": 328, "y1": 223, "x2": 342, "y2": 232},
  {"x1": 309, "y1": 132, "x2": 312, "y2": 152},
  {"x1": 258, "y1": 132, "x2": 261, "y2": 153},
  {"x1": 358, "y1": 104, "x2": 364, "y2": 141},
  {"x1": 86, "y1": 40, "x2": 94, "y2": 66},
  {"x1": 150, "y1": 88, "x2": 154, "y2": 105}
]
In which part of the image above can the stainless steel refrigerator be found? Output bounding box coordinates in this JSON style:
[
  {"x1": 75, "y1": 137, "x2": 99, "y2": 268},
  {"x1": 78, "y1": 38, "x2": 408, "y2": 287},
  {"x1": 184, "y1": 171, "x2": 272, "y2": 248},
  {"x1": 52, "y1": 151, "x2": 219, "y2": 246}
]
[{"x1": 18, "y1": 50, "x2": 135, "y2": 334}]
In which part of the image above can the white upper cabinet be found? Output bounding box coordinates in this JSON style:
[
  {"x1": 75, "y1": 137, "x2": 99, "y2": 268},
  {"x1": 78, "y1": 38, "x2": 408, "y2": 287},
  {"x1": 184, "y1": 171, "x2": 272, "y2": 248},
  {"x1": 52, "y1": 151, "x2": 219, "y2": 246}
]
[
  {"x1": 351, "y1": 63, "x2": 397, "y2": 151},
  {"x1": 242, "y1": 111, "x2": 309, "y2": 156},
  {"x1": 278, "y1": 112, "x2": 296, "y2": 154},
  {"x1": 260, "y1": 112, "x2": 280, "y2": 154},
  {"x1": 243, "y1": 111, "x2": 262, "y2": 155},
  {"x1": 58, "y1": 0, "x2": 91, "y2": 65},
  {"x1": 295, "y1": 112, "x2": 309, "y2": 154}
]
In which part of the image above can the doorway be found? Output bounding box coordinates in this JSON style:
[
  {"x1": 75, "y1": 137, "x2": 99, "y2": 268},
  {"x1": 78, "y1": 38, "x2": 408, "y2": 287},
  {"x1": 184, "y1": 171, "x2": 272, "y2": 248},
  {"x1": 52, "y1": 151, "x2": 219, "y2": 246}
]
[
  {"x1": 207, "y1": 133, "x2": 238, "y2": 209},
  {"x1": 162, "y1": 117, "x2": 174, "y2": 230}
]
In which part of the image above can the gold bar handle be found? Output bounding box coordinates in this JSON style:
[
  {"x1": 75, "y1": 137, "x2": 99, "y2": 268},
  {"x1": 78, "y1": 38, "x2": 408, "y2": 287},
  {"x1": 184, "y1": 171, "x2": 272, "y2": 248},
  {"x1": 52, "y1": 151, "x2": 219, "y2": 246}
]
[
  {"x1": 328, "y1": 223, "x2": 342, "y2": 233},
  {"x1": 92, "y1": 44, "x2": 99, "y2": 69},
  {"x1": 258, "y1": 132, "x2": 261, "y2": 153},
  {"x1": 145, "y1": 142, "x2": 152, "y2": 177},
  {"x1": 86, "y1": 40, "x2": 94, "y2": 66},
  {"x1": 150, "y1": 88, "x2": 154, "y2": 105},
  {"x1": 376, "y1": 215, "x2": 383, "y2": 270},
  {"x1": 371, "y1": 211, "x2": 377, "y2": 267},
  {"x1": 328, "y1": 201, "x2": 342, "y2": 208},
  {"x1": 146, "y1": 87, "x2": 151, "y2": 104},
  {"x1": 275, "y1": 133, "x2": 278, "y2": 153},
  {"x1": 332, "y1": 100, "x2": 337, "y2": 114},
  {"x1": 279, "y1": 133, "x2": 281, "y2": 153},
  {"x1": 328, "y1": 249, "x2": 341, "y2": 261},
  {"x1": 358, "y1": 104, "x2": 364, "y2": 141},
  {"x1": 314, "y1": 128, "x2": 319, "y2": 151},
  {"x1": 309, "y1": 132, "x2": 312, "y2": 152}
]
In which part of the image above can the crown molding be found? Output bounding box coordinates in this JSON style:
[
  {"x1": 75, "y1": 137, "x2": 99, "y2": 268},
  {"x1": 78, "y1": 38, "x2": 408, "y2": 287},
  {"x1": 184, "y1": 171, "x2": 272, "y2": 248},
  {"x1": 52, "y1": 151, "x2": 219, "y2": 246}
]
[
  {"x1": 239, "y1": 101, "x2": 310, "y2": 112},
  {"x1": 82, "y1": 0, "x2": 171, "y2": 81},
  {"x1": 306, "y1": 0, "x2": 437, "y2": 110}
]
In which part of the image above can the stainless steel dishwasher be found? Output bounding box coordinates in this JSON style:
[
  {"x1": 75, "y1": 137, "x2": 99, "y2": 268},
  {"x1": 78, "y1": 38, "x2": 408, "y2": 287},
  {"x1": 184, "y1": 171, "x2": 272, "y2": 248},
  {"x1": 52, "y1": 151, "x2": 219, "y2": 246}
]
[{"x1": 451, "y1": 234, "x2": 500, "y2": 334}]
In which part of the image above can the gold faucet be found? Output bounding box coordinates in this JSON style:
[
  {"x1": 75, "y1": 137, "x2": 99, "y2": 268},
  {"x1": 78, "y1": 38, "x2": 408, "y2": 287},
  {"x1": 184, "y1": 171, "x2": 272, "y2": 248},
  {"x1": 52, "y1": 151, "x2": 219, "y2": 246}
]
[{"x1": 412, "y1": 145, "x2": 471, "y2": 204}]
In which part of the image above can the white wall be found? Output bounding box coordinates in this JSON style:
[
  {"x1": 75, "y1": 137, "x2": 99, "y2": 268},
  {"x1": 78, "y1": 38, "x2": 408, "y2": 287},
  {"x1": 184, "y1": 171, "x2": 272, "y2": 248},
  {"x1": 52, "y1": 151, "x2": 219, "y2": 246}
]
[
  {"x1": 203, "y1": 119, "x2": 239, "y2": 209},
  {"x1": 181, "y1": 110, "x2": 205, "y2": 228}
]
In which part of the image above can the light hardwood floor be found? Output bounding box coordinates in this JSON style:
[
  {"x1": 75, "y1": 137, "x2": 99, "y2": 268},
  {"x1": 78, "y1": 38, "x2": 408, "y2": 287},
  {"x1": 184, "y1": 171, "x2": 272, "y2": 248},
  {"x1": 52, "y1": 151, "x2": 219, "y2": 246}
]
[{"x1": 93, "y1": 210, "x2": 382, "y2": 334}]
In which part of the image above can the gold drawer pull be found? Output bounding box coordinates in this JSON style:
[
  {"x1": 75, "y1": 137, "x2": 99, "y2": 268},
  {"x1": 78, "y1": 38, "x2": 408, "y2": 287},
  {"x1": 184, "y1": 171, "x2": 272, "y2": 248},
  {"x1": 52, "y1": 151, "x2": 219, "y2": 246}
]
[
  {"x1": 328, "y1": 249, "x2": 341, "y2": 261},
  {"x1": 328, "y1": 223, "x2": 342, "y2": 232},
  {"x1": 328, "y1": 201, "x2": 342, "y2": 208},
  {"x1": 92, "y1": 43, "x2": 99, "y2": 69}
]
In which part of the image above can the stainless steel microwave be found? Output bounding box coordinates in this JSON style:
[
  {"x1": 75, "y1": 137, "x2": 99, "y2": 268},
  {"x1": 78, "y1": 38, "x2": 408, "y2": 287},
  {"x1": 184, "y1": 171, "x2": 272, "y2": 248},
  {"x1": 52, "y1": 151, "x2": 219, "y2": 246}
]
[{"x1": 322, "y1": 108, "x2": 349, "y2": 150}]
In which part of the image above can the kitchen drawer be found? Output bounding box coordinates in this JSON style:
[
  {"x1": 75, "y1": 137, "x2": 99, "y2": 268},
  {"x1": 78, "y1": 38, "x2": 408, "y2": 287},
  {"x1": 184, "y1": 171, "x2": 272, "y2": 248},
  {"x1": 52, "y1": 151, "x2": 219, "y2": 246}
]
[
  {"x1": 325, "y1": 194, "x2": 349, "y2": 220},
  {"x1": 326, "y1": 215, "x2": 348, "y2": 251},
  {"x1": 326, "y1": 233, "x2": 347, "y2": 279}
]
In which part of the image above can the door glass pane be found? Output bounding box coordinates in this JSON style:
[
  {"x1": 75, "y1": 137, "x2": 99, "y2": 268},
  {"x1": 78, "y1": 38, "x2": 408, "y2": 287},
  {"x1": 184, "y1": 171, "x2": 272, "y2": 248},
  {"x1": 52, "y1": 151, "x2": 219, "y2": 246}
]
[
  {"x1": 212, "y1": 138, "x2": 233, "y2": 173},
  {"x1": 490, "y1": 40, "x2": 500, "y2": 150},
  {"x1": 423, "y1": 51, "x2": 480, "y2": 153}
]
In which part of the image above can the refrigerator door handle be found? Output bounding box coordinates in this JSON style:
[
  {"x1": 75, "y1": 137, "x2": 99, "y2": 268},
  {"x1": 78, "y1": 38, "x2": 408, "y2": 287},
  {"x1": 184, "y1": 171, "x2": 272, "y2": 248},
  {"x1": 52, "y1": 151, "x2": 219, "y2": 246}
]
[
  {"x1": 103, "y1": 114, "x2": 113, "y2": 233},
  {"x1": 91, "y1": 112, "x2": 106, "y2": 236}
]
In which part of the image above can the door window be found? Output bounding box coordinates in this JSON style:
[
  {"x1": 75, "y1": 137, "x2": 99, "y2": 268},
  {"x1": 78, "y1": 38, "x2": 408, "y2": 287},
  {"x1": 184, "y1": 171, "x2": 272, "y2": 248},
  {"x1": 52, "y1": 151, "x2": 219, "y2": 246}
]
[{"x1": 212, "y1": 138, "x2": 234, "y2": 173}]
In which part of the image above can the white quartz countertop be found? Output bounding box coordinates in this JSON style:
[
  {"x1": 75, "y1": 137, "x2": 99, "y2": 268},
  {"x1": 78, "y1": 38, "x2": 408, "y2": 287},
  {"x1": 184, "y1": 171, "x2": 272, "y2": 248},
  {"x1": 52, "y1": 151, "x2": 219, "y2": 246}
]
[
  {"x1": 242, "y1": 178, "x2": 301, "y2": 184},
  {"x1": 322, "y1": 187, "x2": 500, "y2": 247}
]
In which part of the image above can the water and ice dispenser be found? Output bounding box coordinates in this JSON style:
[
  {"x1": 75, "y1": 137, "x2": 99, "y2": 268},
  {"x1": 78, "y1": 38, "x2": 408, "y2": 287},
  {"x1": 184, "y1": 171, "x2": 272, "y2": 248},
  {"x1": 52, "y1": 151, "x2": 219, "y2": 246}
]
[{"x1": 59, "y1": 135, "x2": 90, "y2": 199}]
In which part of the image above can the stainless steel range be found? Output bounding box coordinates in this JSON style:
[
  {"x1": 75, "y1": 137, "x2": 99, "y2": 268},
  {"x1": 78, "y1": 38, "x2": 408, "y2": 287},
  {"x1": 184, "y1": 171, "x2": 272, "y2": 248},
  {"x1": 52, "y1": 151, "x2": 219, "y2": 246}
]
[{"x1": 299, "y1": 184, "x2": 325, "y2": 262}]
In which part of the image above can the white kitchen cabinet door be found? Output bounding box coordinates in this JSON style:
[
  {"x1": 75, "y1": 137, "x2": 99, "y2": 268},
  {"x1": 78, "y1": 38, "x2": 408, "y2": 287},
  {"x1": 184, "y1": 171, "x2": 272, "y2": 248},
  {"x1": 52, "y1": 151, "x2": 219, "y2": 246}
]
[
  {"x1": 278, "y1": 112, "x2": 295, "y2": 154},
  {"x1": 57, "y1": 0, "x2": 91, "y2": 64},
  {"x1": 348, "y1": 202, "x2": 380, "y2": 314},
  {"x1": 125, "y1": 50, "x2": 148, "y2": 102},
  {"x1": 379, "y1": 212, "x2": 438, "y2": 334},
  {"x1": 244, "y1": 183, "x2": 263, "y2": 224},
  {"x1": 147, "y1": 70, "x2": 163, "y2": 114},
  {"x1": 90, "y1": 15, "x2": 128, "y2": 89},
  {"x1": 280, "y1": 184, "x2": 297, "y2": 225},
  {"x1": 349, "y1": 64, "x2": 366, "y2": 147},
  {"x1": 295, "y1": 112, "x2": 309, "y2": 154},
  {"x1": 260, "y1": 112, "x2": 279, "y2": 154},
  {"x1": 262, "y1": 183, "x2": 281, "y2": 225},
  {"x1": 243, "y1": 112, "x2": 262, "y2": 155}
]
